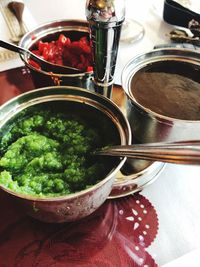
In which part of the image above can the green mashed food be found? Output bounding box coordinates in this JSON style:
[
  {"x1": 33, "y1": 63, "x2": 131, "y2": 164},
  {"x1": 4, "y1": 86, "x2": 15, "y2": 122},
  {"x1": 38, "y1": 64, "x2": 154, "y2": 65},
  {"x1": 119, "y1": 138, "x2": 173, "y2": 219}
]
[{"x1": 0, "y1": 106, "x2": 117, "y2": 197}]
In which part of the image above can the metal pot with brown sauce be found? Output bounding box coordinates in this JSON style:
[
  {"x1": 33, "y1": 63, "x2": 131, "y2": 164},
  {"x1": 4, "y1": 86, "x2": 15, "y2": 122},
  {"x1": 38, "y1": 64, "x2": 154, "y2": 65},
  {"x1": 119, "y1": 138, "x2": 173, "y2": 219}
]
[{"x1": 121, "y1": 48, "x2": 200, "y2": 143}]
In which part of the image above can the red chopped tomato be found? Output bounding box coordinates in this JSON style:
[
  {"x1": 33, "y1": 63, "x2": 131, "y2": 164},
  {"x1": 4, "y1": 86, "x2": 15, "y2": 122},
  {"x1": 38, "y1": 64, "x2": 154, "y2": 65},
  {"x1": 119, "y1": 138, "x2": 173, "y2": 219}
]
[
  {"x1": 38, "y1": 41, "x2": 49, "y2": 53},
  {"x1": 28, "y1": 59, "x2": 41, "y2": 70},
  {"x1": 42, "y1": 46, "x2": 49, "y2": 61},
  {"x1": 29, "y1": 33, "x2": 93, "y2": 72},
  {"x1": 78, "y1": 37, "x2": 92, "y2": 54},
  {"x1": 86, "y1": 66, "x2": 93, "y2": 72},
  {"x1": 31, "y1": 35, "x2": 36, "y2": 40},
  {"x1": 31, "y1": 50, "x2": 41, "y2": 56},
  {"x1": 58, "y1": 34, "x2": 71, "y2": 46}
]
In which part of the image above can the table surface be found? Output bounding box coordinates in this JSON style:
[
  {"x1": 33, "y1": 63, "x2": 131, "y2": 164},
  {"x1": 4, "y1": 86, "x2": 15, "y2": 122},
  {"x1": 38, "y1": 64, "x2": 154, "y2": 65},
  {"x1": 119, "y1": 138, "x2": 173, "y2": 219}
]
[{"x1": 1, "y1": 0, "x2": 200, "y2": 266}]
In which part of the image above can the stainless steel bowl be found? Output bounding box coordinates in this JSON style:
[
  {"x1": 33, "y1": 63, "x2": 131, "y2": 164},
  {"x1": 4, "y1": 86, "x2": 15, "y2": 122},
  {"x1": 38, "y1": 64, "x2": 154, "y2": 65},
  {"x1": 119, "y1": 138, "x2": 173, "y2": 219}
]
[
  {"x1": 122, "y1": 48, "x2": 200, "y2": 143},
  {"x1": 19, "y1": 20, "x2": 94, "y2": 90},
  {"x1": 0, "y1": 86, "x2": 131, "y2": 223}
]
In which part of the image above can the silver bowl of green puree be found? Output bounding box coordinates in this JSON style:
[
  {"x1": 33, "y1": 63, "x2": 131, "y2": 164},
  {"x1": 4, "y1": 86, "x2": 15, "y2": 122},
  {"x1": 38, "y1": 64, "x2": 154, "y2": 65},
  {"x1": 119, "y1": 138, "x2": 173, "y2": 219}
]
[{"x1": 0, "y1": 86, "x2": 131, "y2": 223}]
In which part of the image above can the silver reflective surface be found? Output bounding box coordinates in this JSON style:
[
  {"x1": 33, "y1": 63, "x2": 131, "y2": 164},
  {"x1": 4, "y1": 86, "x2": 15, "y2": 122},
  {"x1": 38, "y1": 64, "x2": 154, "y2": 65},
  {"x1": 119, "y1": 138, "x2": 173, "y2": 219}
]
[{"x1": 86, "y1": 0, "x2": 125, "y2": 98}]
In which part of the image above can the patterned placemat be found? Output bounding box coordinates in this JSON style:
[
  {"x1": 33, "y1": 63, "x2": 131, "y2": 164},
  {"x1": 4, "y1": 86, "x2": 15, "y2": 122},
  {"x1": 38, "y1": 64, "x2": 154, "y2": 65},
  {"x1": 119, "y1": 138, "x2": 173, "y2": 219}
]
[{"x1": 0, "y1": 192, "x2": 159, "y2": 266}]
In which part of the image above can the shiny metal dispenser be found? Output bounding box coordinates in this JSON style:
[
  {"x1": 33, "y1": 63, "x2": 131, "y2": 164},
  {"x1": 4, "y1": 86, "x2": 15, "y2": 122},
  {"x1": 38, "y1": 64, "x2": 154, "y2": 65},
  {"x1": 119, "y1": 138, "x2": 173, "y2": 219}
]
[{"x1": 86, "y1": 0, "x2": 125, "y2": 98}]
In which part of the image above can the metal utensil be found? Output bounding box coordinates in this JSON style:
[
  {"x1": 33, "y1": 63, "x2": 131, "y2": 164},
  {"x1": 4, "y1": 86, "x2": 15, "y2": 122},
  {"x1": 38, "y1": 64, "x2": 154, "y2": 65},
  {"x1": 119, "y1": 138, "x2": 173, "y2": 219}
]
[
  {"x1": 95, "y1": 140, "x2": 200, "y2": 165},
  {"x1": 7, "y1": 0, "x2": 27, "y2": 39},
  {"x1": 0, "y1": 40, "x2": 82, "y2": 74}
]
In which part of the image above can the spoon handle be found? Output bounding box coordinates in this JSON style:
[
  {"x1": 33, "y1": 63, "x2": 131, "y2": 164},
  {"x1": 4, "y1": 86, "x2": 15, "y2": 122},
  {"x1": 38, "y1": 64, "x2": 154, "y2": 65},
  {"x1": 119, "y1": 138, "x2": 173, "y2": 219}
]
[
  {"x1": 97, "y1": 140, "x2": 200, "y2": 165},
  {"x1": 0, "y1": 40, "x2": 22, "y2": 53},
  {"x1": 0, "y1": 39, "x2": 35, "y2": 62},
  {"x1": 0, "y1": 39, "x2": 50, "y2": 69},
  {"x1": 0, "y1": 39, "x2": 82, "y2": 74}
]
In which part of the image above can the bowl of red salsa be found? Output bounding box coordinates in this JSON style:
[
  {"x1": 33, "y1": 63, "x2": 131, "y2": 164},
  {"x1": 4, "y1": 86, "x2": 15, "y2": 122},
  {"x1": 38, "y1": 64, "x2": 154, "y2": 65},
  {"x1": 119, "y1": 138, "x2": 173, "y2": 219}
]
[{"x1": 19, "y1": 20, "x2": 94, "y2": 89}]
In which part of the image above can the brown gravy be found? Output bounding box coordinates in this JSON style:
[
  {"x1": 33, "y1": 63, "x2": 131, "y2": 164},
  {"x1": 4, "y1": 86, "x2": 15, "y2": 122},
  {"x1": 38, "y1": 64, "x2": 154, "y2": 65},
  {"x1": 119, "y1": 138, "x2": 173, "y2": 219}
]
[{"x1": 130, "y1": 71, "x2": 200, "y2": 120}]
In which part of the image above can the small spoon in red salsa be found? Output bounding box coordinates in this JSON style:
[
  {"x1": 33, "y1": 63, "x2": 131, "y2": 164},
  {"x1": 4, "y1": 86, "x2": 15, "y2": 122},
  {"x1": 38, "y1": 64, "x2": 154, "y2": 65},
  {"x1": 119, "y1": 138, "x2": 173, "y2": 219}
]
[
  {"x1": 0, "y1": 39, "x2": 82, "y2": 74},
  {"x1": 30, "y1": 34, "x2": 93, "y2": 73}
]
